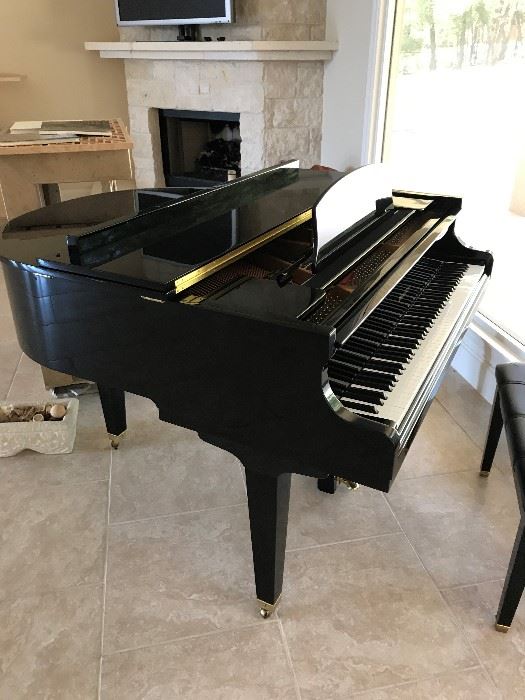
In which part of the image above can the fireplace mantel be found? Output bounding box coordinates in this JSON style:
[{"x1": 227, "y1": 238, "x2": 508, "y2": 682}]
[{"x1": 85, "y1": 41, "x2": 337, "y2": 62}]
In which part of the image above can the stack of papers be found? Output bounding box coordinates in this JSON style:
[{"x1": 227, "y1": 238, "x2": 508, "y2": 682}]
[
  {"x1": 0, "y1": 132, "x2": 80, "y2": 146},
  {"x1": 9, "y1": 120, "x2": 113, "y2": 137}
]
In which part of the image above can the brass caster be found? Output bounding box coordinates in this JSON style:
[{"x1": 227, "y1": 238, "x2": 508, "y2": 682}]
[
  {"x1": 495, "y1": 623, "x2": 510, "y2": 633},
  {"x1": 337, "y1": 477, "x2": 360, "y2": 491},
  {"x1": 479, "y1": 470, "x2": 491, "y2": 478},
  {"x1": 257, "y1": 595, "x2": 280, "y2": 619},
  {"x1": 108, "y1": 431, "x2": 126, "y2": 450}
]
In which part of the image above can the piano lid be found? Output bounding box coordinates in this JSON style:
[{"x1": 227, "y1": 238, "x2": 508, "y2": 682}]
[
  {"x1": 312, "y1": 164, "x2": 394, "y2": 270},
  {"x1": 57, "y1": 162, "x2": 344, "y2": 293}
]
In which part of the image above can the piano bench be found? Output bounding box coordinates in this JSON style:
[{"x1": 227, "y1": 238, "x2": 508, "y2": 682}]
[{"x1": 480, "y1": 362, "x2": 525, "y2": 632}]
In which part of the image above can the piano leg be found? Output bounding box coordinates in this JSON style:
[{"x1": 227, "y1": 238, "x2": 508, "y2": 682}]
[
  {"x1": 245, "y1": 468, "x2": 291, "y2": 618},
  {"x1": 97, "y1": 385, "x2": 127, "y2": 449},
  {"x1": 318, "y1": 475, "x2": 338, "y2": 494}
]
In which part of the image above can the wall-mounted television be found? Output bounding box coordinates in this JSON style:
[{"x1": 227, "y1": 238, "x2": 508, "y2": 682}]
[{"x1": 115, "y1": 0, "x2": 234, "y2": 26}]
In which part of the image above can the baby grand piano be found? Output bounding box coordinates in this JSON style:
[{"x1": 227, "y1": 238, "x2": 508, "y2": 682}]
[{"x1": 0, "y1": 162, "x2": 492, "y2": 618}]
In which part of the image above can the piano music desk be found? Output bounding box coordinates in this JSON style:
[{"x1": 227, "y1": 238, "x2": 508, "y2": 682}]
[{"x1": 0, "y1": 118, "x2": 134, "y2": 220}]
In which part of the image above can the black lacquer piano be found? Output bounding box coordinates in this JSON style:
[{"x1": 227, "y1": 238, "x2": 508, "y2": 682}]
[{"x1": 0, "y1": 162, "x2": 492, "y2": 617}]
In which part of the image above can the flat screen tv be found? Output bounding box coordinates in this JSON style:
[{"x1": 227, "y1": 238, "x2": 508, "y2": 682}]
[{"x1": 115, "y1": 0, "x2": 234, "y2": 26}]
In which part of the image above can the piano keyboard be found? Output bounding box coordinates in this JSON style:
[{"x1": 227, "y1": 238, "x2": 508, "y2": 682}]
[{"x1": 328, "y1": 257, "x2": 485, "y2": 429}]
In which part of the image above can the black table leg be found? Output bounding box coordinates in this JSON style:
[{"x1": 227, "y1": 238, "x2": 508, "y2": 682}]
[
  {"x1": 496, "y1": 518, "x2": 525, "y2": 631},
  {"x1": 97, "y1": 385, "x2": 127, "y2": 449},
  {"x1": 245, "y1": 468, "x2": 291, "y2": 618}
]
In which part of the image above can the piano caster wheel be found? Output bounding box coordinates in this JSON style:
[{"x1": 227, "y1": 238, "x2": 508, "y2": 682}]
[
  {"x1": 108, "y1": 432, "x2": 125, "y2": 450},
  {"x1": 258, "y1": 596, "x2": 280, "y2": 619},
  {"x1": 479, "y1": 470, "x2": 491, "y2": 478},
  {"x1": 337, "y1": 478, "x2": 360, "y2": 491}
]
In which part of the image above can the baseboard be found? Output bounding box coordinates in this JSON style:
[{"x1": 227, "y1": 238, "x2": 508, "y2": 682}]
[{"x1": 452, "y1": 314, "x2": 525, "y2": 402}]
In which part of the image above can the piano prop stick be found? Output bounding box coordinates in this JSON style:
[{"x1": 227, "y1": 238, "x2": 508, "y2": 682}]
[{"x1": 0, "y1": 162, "x2": 492, "y2": 618}]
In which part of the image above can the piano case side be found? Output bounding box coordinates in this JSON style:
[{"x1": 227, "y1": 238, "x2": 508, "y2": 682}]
[{"x1": 1, "y1": 257, "x2": 397, "y2": 492}]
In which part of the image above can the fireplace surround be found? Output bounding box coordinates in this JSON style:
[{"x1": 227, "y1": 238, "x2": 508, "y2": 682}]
[{"x1": 86, "y1": 2, "x2": 336, "y2": 187}]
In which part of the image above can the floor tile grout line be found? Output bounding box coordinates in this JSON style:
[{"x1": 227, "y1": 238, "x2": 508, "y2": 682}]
[
  {"x1": 380, "y1": 491, "x2": 499, "y2": 692},
  {"x1": 276, "y1": 617, "x2": 302, "y2": 700},
  {"x1": 0, "y1": 476, "x2": 109, "y2": 488},
  {"x1": 97, "y1": 442, "x2": 113, "y2": 700},
  {"x1": 396, "y1": 466, "x2": 482, "y2": 483},
  {"x1": 438, "y1": 577, "x2": 506, "y2": 593},
  {"x1": 349, "y1": 665, "x2": 487, "y2": 698},
  {"x1": 102, "y1": 618, "x2": 276, "y2": 658},
  {"x1": 285, "y1": 529, "x2": 403, "y2": 554},
  {"x1": 435, "y1": 396, "x2": 487, "y2": 454},
  {"x1": 436, "y1": 400, "x2": 512, "y2": 481},
  {"x1": 109, "y1": 500, "x2": 248, "y2": 527}
]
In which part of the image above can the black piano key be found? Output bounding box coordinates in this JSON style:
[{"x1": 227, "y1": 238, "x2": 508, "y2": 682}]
[
  {"x1": 339, "y1": 399, "x2": 379, "y2": 415},
  {"x1": 382, "y1": 345, "x2": 416, "y2": 360},
  {"x1": 384, "y1": 336, "x2": 419, "y2": 350},
  {"x1": 365, "y1": 358, "x2": 404, "y2": 374},
  {"x1": 329, "y1": 369, "x2": 355, "y2": 386},
  {"x1": 373, "y1": 349, "x2": 412, "y2": 363},
  {"x1": 336, "y1": 347, "x2": 369, "y2": 364},
  {"x1": 350, "y1": 338, "x2": 380, "y2": 354},
  {"x1": 353, "y1": 372, "x2": 394, "y2": 391},
  {"x1": 390, "y1": 328, "x2": 423, "y2": 341},
  {"x1": 344, "y1": 387, "x2": 386, "y2": 405},
  {"x1": 330, "y1": 365, "x2": 361, "y2": 382},
  {"x1": 328, "y1": 377, "x2": 348, "y2": 394},
  {"x1": 354, "y1": 328, "x2": 388, "y2": 342},
  {"x1": 362, "y1": 319, "x2": 397, "y2": 334},
  {"x1": 352, "y1": 412, "x2": 394, "y2": 425},
  {"x1": 396, "y1": 319, "x2": 429, "y2": 330}
]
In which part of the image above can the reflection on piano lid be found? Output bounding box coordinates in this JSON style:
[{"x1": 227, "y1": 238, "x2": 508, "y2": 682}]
[{"x1": 0, "y1": 187, "x2": 201, "y2": 236}]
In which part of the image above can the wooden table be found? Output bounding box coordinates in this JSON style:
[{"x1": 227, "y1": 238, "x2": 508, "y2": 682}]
[{"x1": 0, "y1": 118, "x2": 133, "y2": 219}]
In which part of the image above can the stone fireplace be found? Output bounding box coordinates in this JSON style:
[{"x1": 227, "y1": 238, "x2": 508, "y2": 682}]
[{"x1": 86, "y1": 1, "x2": 335, "y2": 188}]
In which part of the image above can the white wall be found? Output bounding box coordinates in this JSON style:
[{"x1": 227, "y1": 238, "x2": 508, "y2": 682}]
[{"x1": 321, "y1": 1, "x2": 377, "y2": 170}]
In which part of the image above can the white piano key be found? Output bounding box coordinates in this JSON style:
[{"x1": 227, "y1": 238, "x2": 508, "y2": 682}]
[{"x1": 372, "y1": 264, "x2": 485, "y2": 426}]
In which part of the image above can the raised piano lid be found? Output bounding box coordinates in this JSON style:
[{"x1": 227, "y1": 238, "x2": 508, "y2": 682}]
[
  {"x1": 55, "y1": 161, "x2": 344, "y2": 294},
  {"x1": 313, "y1": 164, "x2": 394, "y2": 269}
]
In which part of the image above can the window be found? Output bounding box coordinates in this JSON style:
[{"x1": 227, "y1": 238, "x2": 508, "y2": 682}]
[{"x1": 382, "y1": 0, "x2": 525, "y2": 344}]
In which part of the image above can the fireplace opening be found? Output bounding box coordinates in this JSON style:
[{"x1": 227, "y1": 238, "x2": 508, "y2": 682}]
[{"x1": 159, "y1": 109, "x2": 241, "y2": 187}]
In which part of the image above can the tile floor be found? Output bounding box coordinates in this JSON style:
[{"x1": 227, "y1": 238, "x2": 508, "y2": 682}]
[{"x1": 0, "y1": 267, "x2": 524, "y2": 699}]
